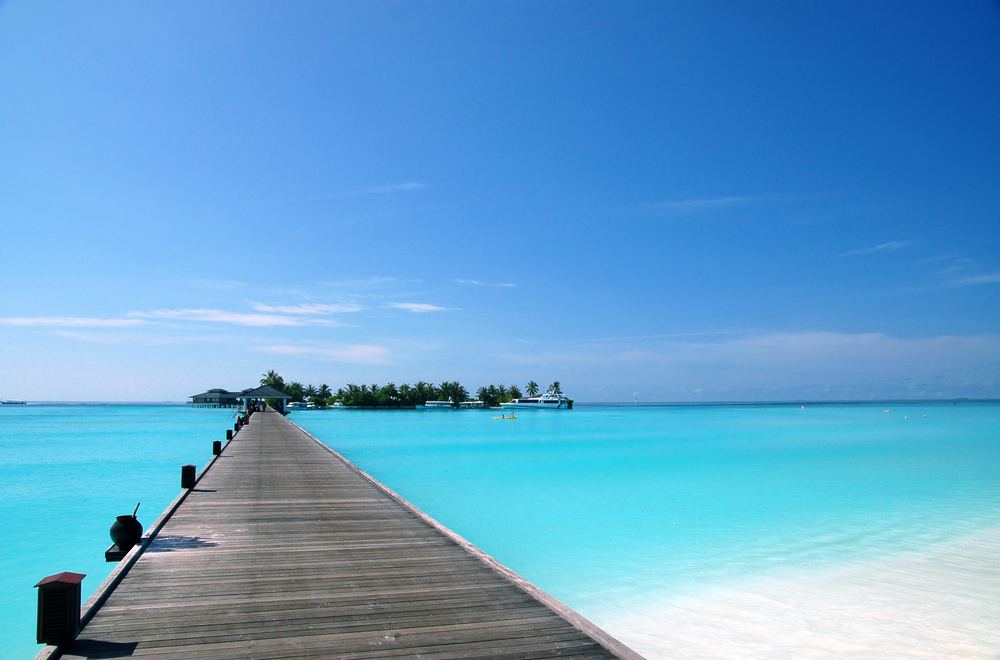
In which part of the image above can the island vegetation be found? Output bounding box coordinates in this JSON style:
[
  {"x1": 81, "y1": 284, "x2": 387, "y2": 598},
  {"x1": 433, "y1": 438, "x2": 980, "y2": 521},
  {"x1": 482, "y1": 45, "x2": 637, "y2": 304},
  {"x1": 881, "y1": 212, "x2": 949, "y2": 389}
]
[{"x1": 259, "y1": 370, "x2": 564, "y2": 409}]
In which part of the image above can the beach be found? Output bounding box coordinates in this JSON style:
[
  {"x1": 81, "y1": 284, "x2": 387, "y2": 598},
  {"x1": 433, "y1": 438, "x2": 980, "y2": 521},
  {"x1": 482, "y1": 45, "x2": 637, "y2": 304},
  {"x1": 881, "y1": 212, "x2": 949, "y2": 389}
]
[{"x1": 603, "y1": 525, "x2": 1000, "y2": 658}]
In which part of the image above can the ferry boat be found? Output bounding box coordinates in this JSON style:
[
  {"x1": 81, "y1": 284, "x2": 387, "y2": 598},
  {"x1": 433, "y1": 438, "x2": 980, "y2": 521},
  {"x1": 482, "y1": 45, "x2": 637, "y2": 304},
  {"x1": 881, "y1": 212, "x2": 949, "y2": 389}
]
[
  {"x1": 423, "y1": 400, "x2": 456, "y2": 409},
  {"x1": 286, "y1": 401, "x2": 316, "y2": 410},
  {"x1": 500, "y1": 392, "x2": 570, "y2": 410},
  {"x1": 1, "y1": 399, "x2": 26, "y2": 405}
]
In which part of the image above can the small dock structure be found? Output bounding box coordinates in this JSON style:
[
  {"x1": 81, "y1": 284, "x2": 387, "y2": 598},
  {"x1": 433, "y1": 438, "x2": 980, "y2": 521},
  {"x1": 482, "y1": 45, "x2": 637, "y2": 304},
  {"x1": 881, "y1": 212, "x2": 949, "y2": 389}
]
[{"x1": 39, "y1": 409, "x2": 642, "y2": 659}]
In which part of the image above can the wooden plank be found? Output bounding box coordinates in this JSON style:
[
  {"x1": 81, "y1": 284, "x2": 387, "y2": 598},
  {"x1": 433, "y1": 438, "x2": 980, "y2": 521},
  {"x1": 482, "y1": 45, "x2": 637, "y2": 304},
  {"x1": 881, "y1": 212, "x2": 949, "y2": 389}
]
[{"x1": 42, "y1": 410, "x2": 643, "y2": 660}]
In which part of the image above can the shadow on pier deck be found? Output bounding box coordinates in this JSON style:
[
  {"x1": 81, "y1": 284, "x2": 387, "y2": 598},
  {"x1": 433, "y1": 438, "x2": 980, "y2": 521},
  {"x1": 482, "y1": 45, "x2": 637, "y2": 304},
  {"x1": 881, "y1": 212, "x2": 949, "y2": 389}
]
[{"x1": 39, "y1": 409, "x2": 643, "y2": 659}]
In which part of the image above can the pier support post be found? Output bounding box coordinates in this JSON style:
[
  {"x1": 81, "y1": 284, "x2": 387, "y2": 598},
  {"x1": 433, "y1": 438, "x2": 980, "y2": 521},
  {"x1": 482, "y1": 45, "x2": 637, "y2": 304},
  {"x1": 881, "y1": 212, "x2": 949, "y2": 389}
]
[
  {"x1": 213, "y1": 440, "x2": 222, "y2": 455},
  {"x1": 181, "y1": 464, "x2": 196, "y2": 490},
  {"x1": 227, "y1": 429, "x2": 233, "y2": 441},
  {"x1": 35, "y1": 572, "x2": 85, "y2": 644}
]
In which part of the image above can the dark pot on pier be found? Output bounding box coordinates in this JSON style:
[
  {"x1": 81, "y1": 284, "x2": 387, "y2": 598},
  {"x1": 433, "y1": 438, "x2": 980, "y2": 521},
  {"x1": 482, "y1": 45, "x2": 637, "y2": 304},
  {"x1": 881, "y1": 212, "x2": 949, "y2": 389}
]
[{"x1": 110, "y1": 515, "x2": 143, "y2": 551}]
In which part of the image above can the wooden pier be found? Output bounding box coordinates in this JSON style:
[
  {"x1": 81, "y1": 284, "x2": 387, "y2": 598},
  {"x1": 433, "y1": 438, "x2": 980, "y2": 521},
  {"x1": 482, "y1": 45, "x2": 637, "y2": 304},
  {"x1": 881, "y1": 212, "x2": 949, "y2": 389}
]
[{"x1": 39, "y1": 409, "x2": 642, "y2": 659}]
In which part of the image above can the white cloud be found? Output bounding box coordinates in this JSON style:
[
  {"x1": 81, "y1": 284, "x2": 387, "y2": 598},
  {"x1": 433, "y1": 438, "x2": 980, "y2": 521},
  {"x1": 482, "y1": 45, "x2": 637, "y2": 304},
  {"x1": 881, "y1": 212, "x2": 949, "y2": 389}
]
[
  {"x1": 190, "y1": 279, "x2": 246, "y2": 290},
  {"x1": 130, "y1": 308, "x2": 341, "y2": 327},
  {"x1": 250, "y1": 302, "x2": 363, "y2": 314},
  {"x1": 257, "y1": 344, "x2": 391, "y2": 364},
  {"x1": 0, "y1": 316, "x2": 147, "y2": 328},
  {"x1": 304, "y1": 182, "x2": 425, "y2": 201},
  {"x1": 838, "y1": 241, "x2": 909, "y2": 257},
  {"x1": 655, "y1": 195, "x2": 760, "y2": 212},
  {"x1": 950, "y1": 274, "x2": 1000, "y2": 286},
  {"x1": 386, "y1": 302, "x2": 447, "y2": 313},
  {"x1": 50, "y1": 331, "x2": 217, "y2": 345},
  {"x1": 455, "y1": 279, "x2": 517, "y2": 288}
]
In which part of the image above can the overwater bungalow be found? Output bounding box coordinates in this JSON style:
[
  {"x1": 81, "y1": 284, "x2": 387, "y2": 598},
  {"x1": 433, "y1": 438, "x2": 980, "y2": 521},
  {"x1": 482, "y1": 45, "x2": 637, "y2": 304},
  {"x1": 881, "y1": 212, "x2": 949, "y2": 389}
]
[
  {"x1": 188, "y1": 388, "x2": 242, "y2": 408},
  {"x1": 189, "y1": 385, "x2": 292, "y2": 413}
]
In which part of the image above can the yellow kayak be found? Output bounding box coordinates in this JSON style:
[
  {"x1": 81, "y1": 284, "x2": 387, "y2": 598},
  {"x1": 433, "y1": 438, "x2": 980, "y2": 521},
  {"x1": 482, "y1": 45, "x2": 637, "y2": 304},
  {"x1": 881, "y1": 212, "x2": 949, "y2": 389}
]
[{"x1": 493, "y1": 414, "x2": 517, "y2": 420}]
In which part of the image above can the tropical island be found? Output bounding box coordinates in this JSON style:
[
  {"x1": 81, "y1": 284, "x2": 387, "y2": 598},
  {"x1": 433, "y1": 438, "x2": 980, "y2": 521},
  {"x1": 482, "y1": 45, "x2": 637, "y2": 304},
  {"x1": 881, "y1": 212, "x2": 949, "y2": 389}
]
[
  {"x1": 189, "y1": 372, "x2": 569, "y2": 410},
  {"x1": 254, "y1": 370, "x2": 566, "y2": 409}
]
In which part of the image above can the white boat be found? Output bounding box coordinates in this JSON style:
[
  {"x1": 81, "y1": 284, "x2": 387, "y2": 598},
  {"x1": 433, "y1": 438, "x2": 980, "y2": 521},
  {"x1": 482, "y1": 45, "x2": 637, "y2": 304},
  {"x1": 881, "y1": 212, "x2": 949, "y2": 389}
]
[
  {"x1": 1, "y1": 399, "x2": 26, "y2": 405},
  {"x1": 423, "y1": 401, "x2": 456, "y2": 409},
  {"x1": 500, "y1": 392, "x2": 570, "y2": 410},
  {"x1": 287, "y1": 401, "x2": 310, "y2": 410}
]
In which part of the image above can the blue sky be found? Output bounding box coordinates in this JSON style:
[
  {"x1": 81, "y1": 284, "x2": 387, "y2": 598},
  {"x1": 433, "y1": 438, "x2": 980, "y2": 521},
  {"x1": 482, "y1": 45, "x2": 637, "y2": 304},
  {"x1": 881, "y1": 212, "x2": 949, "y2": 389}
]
[{"x1": 2, "y1": 1, "x2": 999, "y2": 402}]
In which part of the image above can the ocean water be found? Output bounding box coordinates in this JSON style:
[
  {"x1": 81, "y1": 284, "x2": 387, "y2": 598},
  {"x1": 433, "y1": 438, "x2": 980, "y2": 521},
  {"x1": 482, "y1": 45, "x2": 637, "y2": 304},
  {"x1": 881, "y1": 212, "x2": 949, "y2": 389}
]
[
  {"x1": 0, "y1": 405, "x2": 234, "y2": 660},
  {"x1": 2, "y1": 402, "x2": 998, "y2": 658},
  {"x1": 292, "y1": 403, "x2": 1000, "y2": 658}
]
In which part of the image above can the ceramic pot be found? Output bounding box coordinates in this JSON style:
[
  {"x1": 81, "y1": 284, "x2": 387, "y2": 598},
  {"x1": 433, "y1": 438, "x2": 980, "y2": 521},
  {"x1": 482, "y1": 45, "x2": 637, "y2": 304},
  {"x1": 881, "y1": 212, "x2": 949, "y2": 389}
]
[{"x1": 110, "y1": 515, "x2": 143, "y2": 551}]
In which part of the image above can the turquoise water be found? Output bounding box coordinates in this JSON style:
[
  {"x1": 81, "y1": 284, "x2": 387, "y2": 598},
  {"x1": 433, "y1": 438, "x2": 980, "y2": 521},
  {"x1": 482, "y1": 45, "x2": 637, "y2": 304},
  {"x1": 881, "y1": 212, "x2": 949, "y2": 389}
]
[
  {"x1": 291, "y1": 403, "x2": 1000, "y2": 619},
  {"x1": 0, "y1": 405, "x2": 234, "y2": 660},
  {"x1": 2, "y1": 403, "x2": 998, "y2": 658}
]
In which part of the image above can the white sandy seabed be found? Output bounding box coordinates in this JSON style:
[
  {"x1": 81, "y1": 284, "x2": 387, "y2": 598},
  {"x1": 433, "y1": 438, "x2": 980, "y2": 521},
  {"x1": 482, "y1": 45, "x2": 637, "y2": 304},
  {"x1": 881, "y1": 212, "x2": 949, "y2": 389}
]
[{"x1": 601, "y1": 526, "x2": 1000, "y2": 659}]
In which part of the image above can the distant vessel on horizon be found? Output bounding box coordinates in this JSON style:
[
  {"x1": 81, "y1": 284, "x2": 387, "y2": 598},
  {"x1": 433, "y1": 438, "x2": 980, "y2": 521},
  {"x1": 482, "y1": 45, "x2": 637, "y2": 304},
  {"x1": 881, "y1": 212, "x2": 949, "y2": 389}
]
[
  {"x1": 423, "y1": 400, "x2": 457, "y2": 409},
  {"x1": 1, "y1": 399, "x2": 27, "y2": 405},
  {"x1": 501, "y1": 392, "x2": 571, "y2": 410}
]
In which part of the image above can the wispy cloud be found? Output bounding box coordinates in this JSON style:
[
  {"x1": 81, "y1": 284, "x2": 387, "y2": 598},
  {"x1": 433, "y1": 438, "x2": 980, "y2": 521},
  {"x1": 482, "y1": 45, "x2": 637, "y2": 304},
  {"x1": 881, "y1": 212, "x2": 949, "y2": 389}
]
[
  {"x1": 191, "y1": 279, "x2": 246, "y2": 290},
  {"x1": 0, "y1": 316, "x2": 147, "y2": 328},
  {"x1": 455, "y1": 279, "x2": 517, "y2": 288},
  {"x1": 950, "y1": 273, "x2": 1000, "y2": 287},
  {"x1": 654, "y1": 195, "x2": 760, "y2": 212},
  {"x1": 838, "y1": 241, "x2": 909, "y2": 257},
  {"x1": 251, "y1": 302, "x2": 363, "y2": 314},
  {"x1": 386, "y1": 303, "x2": 448, "y2": 313},
  {"x1": 303, "y1": 182, "x2": 425, "y2": 202},
  {"x1": 50, "y1": 331, "x2": 217, "y2": 345},
  {"x1": 130, "y1": 308, "x2": 341, "y2": 327},
  {"x1": 322, "y1": 276, "x2": 423, "y2": 289},
  {"x1": 257, "y1": 344, "x2": 391, "y2": 364}
]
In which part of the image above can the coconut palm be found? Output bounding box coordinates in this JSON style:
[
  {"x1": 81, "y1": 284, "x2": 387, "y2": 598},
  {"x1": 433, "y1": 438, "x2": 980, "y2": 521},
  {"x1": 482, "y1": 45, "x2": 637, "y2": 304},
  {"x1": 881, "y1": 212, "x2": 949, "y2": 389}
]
[
  {"x1": 526, "y1": 381, "x2": 539, "y2": 396},
  {"x1": 261, "y1": 370, "x2": 285, "y2": 389},
  {"x1": 548, "y1": 381, "x2": 562, "y2": 395},
  {"x1": 286, "y1": 381, "x2": 304, "y2": 402},
  {"x1": 438, "y1": 381, "x2": 468, "y2": 404}
]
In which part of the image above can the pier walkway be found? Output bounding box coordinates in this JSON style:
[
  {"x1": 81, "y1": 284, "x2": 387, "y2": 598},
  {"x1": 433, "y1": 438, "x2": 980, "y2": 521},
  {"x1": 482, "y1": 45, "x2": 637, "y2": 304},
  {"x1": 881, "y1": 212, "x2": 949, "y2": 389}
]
[{"x1": 43, "y1": 410, "x2": 641, "y2": 659}]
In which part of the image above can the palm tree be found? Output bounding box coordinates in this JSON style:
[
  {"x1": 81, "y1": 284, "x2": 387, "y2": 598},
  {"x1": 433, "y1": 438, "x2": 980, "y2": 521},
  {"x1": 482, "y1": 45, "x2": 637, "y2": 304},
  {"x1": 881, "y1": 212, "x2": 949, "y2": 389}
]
[
  {"x1": 317, "y1": 383, "x2": 332, "y2": 403},
  {"x1": 261, "y1": 370, "x2": 285, "y2": 390},
  {"x1": 414, "y1": 381, "x2": 432, "y2": 405},
  {"x1": 548, "y1": 381, "x2": 562, "y2": 395},
  {"x1": 438, "y1": 381, "x2": 468, "y2": 404},
  {"x1": 286, "y1": 381, "x2": 304, "y2": 402},
  {"x1": 526, "y1": 381, "x2": 539, "y2": 396},
  {"x1": 378, "y1": 383, "x2": 399, "y2": 406},
  {"x1": 509, "y1": 384, "x2": 522, "y2": 400},
  {"x1": 304, "y1": 384, "x2": 318, "y2": 400}
]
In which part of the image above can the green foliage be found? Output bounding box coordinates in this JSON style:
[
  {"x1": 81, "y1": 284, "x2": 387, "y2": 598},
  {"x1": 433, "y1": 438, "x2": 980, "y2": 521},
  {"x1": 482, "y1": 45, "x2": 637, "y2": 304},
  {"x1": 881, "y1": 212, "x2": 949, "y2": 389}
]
[
  {"x1": 260, "y1": 369, "x2": 285, "y2": 390},
  {"x1": 258, "y1": 371, "x2": 559, "y2": 409},
  {"x1": 475, "y1": 383, "x2": 522, "y2": 407}
]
